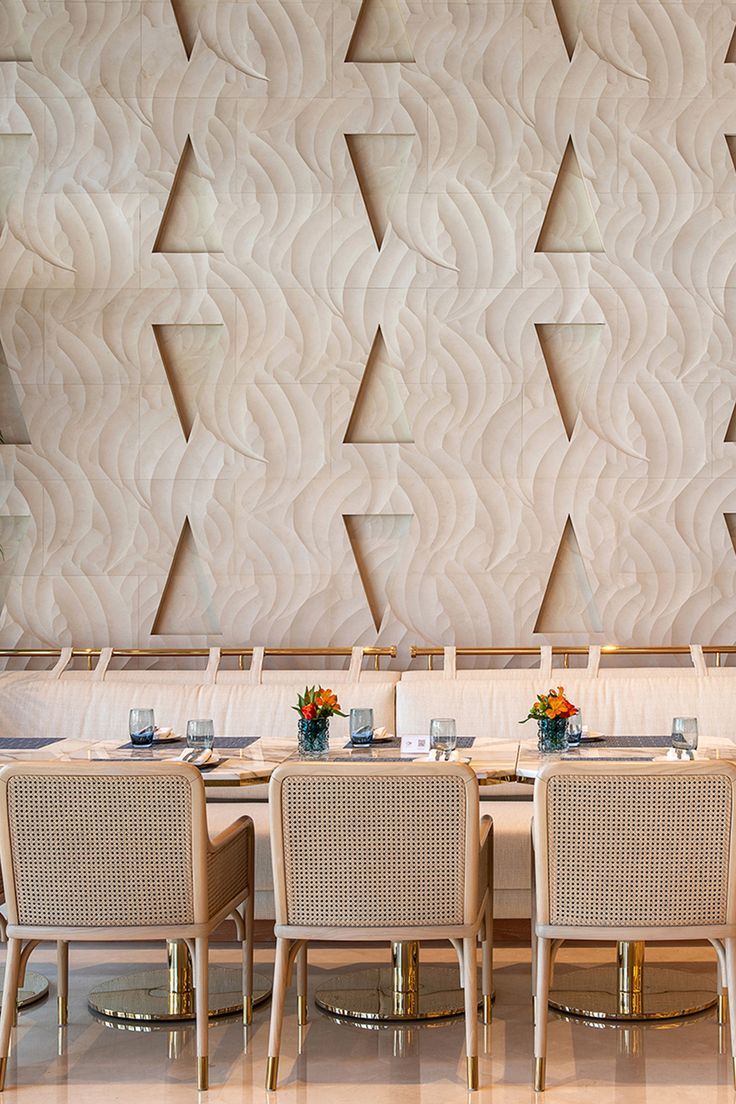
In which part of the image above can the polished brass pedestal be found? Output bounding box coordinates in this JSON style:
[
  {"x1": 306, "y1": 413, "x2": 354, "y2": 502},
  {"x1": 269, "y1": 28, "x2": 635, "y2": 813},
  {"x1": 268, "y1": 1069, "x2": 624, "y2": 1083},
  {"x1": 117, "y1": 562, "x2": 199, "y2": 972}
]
[
  {"x1": 88, "y1": 941, "x2": 270, "y2": 1022},
  {"x1": 549, "y1": 941, "x2": 717, "y2": 1021},
  {"x1": 315, "y1": 941, "x2": 486, "y2": 1022},
  {"x1": 0, "y1": 969, "x2": 49, "y2": 1010}
]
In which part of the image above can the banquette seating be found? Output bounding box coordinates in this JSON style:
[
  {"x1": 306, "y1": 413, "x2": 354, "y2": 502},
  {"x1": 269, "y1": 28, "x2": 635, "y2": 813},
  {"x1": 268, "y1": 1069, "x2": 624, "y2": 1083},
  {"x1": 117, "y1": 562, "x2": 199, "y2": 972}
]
[{"x1": 2, "y1": 643, "x2": 736, "y2": 923}]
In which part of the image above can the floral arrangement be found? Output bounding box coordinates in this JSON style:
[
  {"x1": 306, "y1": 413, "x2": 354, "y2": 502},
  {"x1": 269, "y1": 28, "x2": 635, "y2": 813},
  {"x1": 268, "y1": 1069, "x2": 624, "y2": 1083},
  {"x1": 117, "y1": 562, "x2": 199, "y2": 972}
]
[
  {"x1": 520, "y1": 686, "x2": 578, "y2": 724},
  {"x1": 292, "y1": 686, "x2": 347, "y2": 721}
]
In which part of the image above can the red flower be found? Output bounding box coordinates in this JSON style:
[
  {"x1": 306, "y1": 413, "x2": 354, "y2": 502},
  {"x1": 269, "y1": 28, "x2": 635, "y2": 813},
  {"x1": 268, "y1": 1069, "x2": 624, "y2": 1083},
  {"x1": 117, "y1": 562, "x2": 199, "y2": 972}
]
[{"x1": 301, "y1": 703, "x2": 317, "y2": 720}]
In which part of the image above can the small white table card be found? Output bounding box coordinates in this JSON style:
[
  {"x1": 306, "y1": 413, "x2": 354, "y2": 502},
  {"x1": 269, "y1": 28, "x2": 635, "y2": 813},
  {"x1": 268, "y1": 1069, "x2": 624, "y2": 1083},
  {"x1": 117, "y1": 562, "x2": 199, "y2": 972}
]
[{"x1": 400, "y1": 733, "x2": 430, "y2": 754}]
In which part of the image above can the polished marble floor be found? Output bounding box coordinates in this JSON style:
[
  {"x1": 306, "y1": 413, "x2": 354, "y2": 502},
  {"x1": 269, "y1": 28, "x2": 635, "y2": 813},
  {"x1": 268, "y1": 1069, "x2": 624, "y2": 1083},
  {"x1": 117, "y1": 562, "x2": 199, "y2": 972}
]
[{"x1": 0, "y1": 941, "x2": 731, "y2": 1102}]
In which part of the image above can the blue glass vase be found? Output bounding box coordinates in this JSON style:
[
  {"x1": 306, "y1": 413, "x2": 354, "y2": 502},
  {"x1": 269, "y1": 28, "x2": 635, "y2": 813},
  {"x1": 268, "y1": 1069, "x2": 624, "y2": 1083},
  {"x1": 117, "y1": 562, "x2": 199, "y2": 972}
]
[
  {"x1": 537, "y1": 716, "x2": 568, "y2": 753},
  {"x1": 297, "y1": 716, "x2": 330, "y2": 755}
]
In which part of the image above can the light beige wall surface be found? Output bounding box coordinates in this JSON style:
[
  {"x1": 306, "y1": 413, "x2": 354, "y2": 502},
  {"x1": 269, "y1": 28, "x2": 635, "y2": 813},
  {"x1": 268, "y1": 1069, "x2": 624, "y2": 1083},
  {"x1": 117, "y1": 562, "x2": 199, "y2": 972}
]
[{"x1": 0, "y1": 0, "x2": 734, "y2": 653}]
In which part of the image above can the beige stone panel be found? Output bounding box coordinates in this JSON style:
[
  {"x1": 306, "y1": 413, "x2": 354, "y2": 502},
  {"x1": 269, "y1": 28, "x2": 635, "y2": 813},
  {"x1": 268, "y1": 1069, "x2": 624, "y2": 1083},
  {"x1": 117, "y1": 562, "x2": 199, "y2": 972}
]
[
  {"x1": 6, "y1": 572, "x2": 142, "y2": 646},
  {"x1": 24, "y1": 1, "x2": 142, "y2": 100},
  {"x1": 0, "y1": 287, "x2": 44, "y2": 387},
  {"x1": 708, "y1": 191, "x2": 736, "y2": 293},
  {"x1": 9, "y1": 383, "x2": 140, "y2": 485},
  {"x1": 616, "y1": 286, "x2": 732, "y2": 385},
  {"x1": 0, "y1": 194, "x2": 140, "y2": 290},
  {"x1": 141, "y1": 0, "x2": 332, "y2": 101}
]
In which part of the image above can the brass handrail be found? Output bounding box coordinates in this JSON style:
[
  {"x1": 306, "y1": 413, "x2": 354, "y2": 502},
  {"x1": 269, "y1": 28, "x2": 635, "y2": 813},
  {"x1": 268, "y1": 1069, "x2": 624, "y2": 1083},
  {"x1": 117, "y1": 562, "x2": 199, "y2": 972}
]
[
  {"x1": 0, "y1": 646, "x2": 398, "y2": 673},
  {"x1": 410, "y1": 645, "x2": 736, "y2": 671}
]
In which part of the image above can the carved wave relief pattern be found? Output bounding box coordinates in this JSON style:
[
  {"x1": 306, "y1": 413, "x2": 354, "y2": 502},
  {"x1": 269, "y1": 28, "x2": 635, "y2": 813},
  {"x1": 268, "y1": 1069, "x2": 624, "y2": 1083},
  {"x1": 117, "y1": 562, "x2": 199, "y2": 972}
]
[{"x1": 0, "y1": 0, "x2": 733, "y2": 650}]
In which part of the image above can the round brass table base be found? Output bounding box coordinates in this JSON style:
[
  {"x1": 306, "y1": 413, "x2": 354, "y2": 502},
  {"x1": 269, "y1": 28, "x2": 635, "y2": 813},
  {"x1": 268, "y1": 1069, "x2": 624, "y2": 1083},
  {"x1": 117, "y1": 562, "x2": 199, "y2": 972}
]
[
  {"x1": 0, "y1": 969, "x2": 49, "y2": 1010},
  {"x1": 549, "y1": 964, "x2": 717, "y2": 1021},
  {"x1": 315, "y1": 967, "x2": 483, "y2": 1022},
  {"x1": 88, "y1": 967, "x2": 271, "y2": 1022}
]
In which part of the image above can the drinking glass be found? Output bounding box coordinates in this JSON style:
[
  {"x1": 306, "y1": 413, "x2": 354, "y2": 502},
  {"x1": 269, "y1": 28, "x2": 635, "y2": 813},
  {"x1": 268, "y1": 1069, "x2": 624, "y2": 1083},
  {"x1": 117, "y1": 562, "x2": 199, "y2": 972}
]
[
  {"x1": 671, "y1": 716, "x2": 698, "y2": 752},
  {"x1": 566, "y1": 711, "x2": 583, "y2": 748},
  {"x1": 129, "y1": 708, "x2": 155, "y2": 748},
  {"x1": 350, "y1": 708, "x2": 374, "y2": 746},
  {"x1": 186, "y1": 718, "x2": 215, "y2": 752},
  {"x1": 430, "y1": 718, "x2": 457, "y2": 756}
]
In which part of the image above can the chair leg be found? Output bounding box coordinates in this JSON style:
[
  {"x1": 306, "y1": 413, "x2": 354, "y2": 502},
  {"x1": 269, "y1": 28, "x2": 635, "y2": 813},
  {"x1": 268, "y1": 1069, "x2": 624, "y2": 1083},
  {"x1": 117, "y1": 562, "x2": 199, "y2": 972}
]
[
  {"x1": 534, "y1": 936, "x2": 552, "y2": 1091},
  {"x1": 725, "y1": 938, "x2": 736, "y2": 1086},
  {"x1": 711, "y1": 939, "x2": 728, "y2": 1024},
  {"x1": 462, "y1": 935, "x2": 478, "y2": 1090},
  {"x1": 481, "y1": 897, "x2": 493, "y2": 1025},
  {"x1": 194, "y1": 936, "x2": 209, "y2": 1091},
  {"x1": 266, "y1": 938, "x2": 292, "y2": 1092},
  {"x1": 297, "y1": 945, "x2": 308, "y2": 1026},
  {"x1": 57, "y1": 941, "x2": 69, "y2": 1026},
  {"x1": 0, "y1": 939, "x2": 22, "y2": 1091},
  {"x1": 243, "y1": 896, "x2": 254, "y2": 1027}
]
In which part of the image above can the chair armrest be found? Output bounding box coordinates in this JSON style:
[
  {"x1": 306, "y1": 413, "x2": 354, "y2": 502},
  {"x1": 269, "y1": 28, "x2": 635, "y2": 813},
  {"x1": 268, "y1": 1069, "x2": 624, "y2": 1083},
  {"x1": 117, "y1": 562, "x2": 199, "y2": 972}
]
[
  {"x1": 479, "y1": 814, "x2": 493, "y2": 906},
  {"x1": 207, "y1": 816, "x2": 254, "y2": 920}
]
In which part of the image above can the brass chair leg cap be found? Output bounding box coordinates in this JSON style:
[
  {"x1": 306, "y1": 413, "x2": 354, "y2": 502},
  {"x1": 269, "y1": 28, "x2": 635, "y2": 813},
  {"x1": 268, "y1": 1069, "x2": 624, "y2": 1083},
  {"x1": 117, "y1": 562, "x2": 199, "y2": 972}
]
[
  {"x1": 57, "y1": 997, "x2": 68, "y2": 1027},
  {"x1": 732, "y1": 1057, "x2": 736, "y2": 1089},
  {"x1": 243, "y1": 996, "x2": 253, "y2": 1027},
  {"x1": 197, "y1": 1056, "x2": 208, "y2": 1092},
  {"x1": 266, "y1": 1056, "x2": 279, "y2": 1092},
  {"x1": 0, "y1": 1056, "x2": 7, "y2": 1092},
  {"x1": 483, "y1": 994, "x2": 493, "y2": 1024},
  {"x1": 719, "y1": 991, "x2": 729, "y2": 1025},
  {"x1": 534, "y1": 1057, "x2": 546, "y2": 1092},
  {"x1": 297, "y1": 995, "x2": 308, "y2": 1026},
  {"x1": 466, "y1": 1055, "x2": 478, "y2": 1091}
]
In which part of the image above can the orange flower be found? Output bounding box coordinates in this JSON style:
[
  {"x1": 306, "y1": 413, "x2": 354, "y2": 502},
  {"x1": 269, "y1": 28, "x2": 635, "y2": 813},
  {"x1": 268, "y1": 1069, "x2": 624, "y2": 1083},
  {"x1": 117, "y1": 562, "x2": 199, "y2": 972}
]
[
  {"x1": 301, "y1": 703, "x2": 317, "y2": 720},
  {"x1": 315, "y1": 689, "x2": 339, "y2": 710}
]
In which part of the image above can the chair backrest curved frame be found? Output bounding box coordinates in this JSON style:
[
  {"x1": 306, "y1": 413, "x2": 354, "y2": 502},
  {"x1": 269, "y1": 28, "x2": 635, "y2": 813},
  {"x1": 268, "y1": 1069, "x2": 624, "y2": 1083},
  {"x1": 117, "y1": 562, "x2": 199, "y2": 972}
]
[
  {"x1": 269, "y1": 760, "x2": 481, "y2": 932},
  {"x1": 0, "y1": 760, "x2": 211, "y2": 932}
]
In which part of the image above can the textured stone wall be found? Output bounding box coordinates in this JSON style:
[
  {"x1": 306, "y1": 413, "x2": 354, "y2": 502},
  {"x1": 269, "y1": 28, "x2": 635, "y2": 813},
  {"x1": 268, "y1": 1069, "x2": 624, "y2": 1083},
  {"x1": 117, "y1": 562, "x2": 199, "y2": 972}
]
[{"x1": 0, "y1": 0, "x2": 734, "y2": 653}]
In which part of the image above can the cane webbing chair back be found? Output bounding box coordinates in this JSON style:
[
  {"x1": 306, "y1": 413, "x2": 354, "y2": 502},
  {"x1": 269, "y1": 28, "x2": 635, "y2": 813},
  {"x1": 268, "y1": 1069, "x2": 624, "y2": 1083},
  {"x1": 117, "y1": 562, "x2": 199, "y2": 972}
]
[
  {"x1": 534, "y1": 760, "x2": 736, "y2": 930},
  {"x1": 0, "y1": 762, "x2": 210, "y2": 929},
  {"x1": 270, "y1": 761, "x2": 480, "y2": 929}
]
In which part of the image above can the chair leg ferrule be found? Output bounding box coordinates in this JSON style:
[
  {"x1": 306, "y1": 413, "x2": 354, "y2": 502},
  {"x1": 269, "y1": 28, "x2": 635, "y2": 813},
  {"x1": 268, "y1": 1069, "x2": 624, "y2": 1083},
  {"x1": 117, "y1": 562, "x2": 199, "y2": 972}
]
[
  {"x1": 483, "y1": 994, "x2": 493, "y2": 1024},
  {"x1": 197, "y1": 1056, "x2": 209, "y2": 1092},
  {"x1": 266, "y1": 1055, "x2": 279, "y2": 1092},
  {"x1": 534, "y1": 1057, "x2": 546, "y2": 1092},
  {"x1": 243, "y1": 995, "x2": 253, "y2": 1026},
  {"x1": 0, "y1": 1056, "x2": 7, "y2": 1092},
  {"x1": 297, "y1": 995, "x2": 308, "y2": 1025},
  {"x1": 719, "y1": 990, "x2": 729, "y2": 1025},
  {"x1": 732, "y1": 1057, "x2": 736, "y2": 1089},
  {"x1": 57, "y1": 997, "x2": 68, "y2": 1027},
  {"x1": 466, "y1": 1055, "x2": 478, "y2": 1091}
]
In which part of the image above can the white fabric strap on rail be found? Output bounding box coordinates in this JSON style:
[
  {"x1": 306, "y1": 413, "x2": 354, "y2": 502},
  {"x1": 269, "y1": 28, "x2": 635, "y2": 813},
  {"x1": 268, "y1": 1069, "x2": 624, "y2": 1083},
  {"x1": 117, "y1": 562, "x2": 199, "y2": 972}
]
[
  {"x1": 539, "y1": 646, "x2": 553, "y2": 683},
  {"x1": 689, "y1": 644, "x2": 708, "y2": 677},
  {"x1": 49, "y1": 647, "x2": 73, "y2": 679},
  {"x1": 93, "y1": 647, "x2": 113, "y2": 681},
  {"x1": 248, "y1": 646, "x2": 265, "y2": 684},
  {"x1": 443, "y1": 646, "x2": 457, "y2": 679},
  {"x1": 586, "y1": 645, "x2": 601, "y2": 677},
  {"x1": 205, "y1": 647, "x2": 221, "y2": 683},
  {"x1": 347, "y1": 647, "x2": 363, "y2": 681}
]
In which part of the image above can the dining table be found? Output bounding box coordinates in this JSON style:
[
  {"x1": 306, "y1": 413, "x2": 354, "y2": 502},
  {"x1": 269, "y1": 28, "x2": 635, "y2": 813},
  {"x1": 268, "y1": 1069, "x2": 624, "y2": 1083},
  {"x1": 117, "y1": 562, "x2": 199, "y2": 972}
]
[{"x1": 0, "y1": 733, "x2": 731, "y2": 1026}]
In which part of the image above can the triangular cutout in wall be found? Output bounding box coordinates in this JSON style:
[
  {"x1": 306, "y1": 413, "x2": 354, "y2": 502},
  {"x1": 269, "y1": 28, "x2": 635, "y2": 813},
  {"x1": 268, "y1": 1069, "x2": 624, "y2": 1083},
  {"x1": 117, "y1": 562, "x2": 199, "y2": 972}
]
[
  {"x1": 343, "y1": 513, "x2": 412, "y2": 632},
  {"x1": 152, "y1": 324, "x2": 224, "y2": 442},
  {"x1": 550, "y1": 0, "x2": 583, "y2": 60},
  {"x1": 534, "y1": 516, "x2": 602, "y2": 633},
  {"x1": 0, "y1": 337, "x2": 30, "y2": 445},
  {"x1": 344, "y1": 327, "x2": 413, "y2": 444},
  {"x1": 535, "y1": 138, "x2": 604, "y2": 254},
  {"x1": 0, "y1": 135, "x2": 31, "y2": 225},
  {"x1": 151, "y1": 517, "x2": 221, "y2": 635},
  {"x1": 345, "y1": 133, "x2": 413, "y2": 250},
  {"x1": 0, "y1": 0, "x2": 31, "y2": 61},
  {"x1": 152, "y1": 136, "x2": 223, "y2": 254},
  {"x1": 345, "y1": 0, "x2": 414, "y2": 63},
  {"x1": 726, "y1": 25, "x2": 736, "y2": 62},
  {"x1": 726, "y1": 405, "x2": 736, "y2": 443},
  {"x1": 535, "y1": 323, "x2": 604, "y2": 440},
  {"x1": 170, "y1": 0, "x2": 198, "y2": 59},
  {"x1": 726, "y1": 513, "x2": 736, "y2": 553},
  {"x1": 726, "y1": 134, "x2": 736, "y2": 174}
]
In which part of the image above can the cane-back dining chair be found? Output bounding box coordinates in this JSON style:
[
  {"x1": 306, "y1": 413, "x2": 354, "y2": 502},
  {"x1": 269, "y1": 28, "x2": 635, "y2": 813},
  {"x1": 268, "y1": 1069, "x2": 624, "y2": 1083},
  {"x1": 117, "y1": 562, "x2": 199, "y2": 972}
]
[
  {"x1": 532, "y1": 759, "x2": 736, "y2": 1090},
  {"x1": 266, "y1": 759, "x2": 493, "y2": 1091},
  {"x1": 0, "y1": 760, "x2": 255, "y2": 1092}
]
